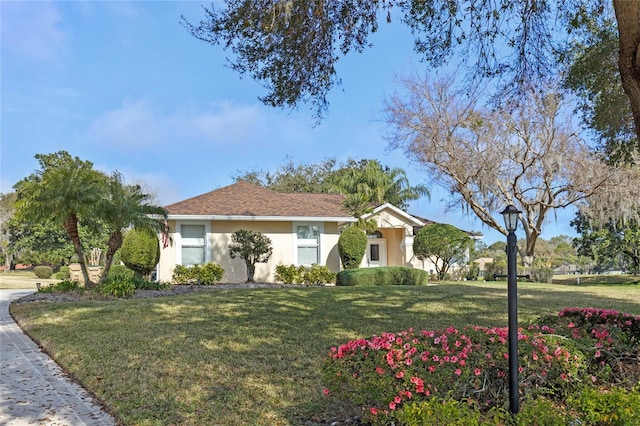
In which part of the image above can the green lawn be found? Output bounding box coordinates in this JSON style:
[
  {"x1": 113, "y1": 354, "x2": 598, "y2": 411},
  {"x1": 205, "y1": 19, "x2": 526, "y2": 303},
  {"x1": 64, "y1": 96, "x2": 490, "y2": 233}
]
[{"x1": 10, "y1": 282, "x2": 640, "y2": 425}]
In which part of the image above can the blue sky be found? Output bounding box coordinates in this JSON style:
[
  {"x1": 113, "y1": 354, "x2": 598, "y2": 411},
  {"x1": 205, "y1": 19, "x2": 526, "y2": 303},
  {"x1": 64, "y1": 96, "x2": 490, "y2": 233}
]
[{"x1": 1, "y1": 1, "x2": 578, "y2": 245}]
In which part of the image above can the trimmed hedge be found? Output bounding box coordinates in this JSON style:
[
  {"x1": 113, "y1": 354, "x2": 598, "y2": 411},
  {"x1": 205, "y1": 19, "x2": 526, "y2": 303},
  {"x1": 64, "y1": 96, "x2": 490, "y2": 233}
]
[{"x1": 336, "y1": 266, "x2": 428, "y2": 286}]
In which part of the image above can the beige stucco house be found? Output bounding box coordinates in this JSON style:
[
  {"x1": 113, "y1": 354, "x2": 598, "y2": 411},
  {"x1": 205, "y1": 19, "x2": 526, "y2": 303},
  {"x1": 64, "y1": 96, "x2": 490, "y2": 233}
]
[{"x1": 157, "y1": 182, "x2": 444, "y2": 283}]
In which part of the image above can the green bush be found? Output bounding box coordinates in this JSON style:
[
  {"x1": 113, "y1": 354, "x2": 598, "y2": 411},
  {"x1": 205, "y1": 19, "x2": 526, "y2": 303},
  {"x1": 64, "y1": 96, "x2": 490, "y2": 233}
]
[
  {"x1": 275, "y1": 264, "x2": 304, "y2": 284},
  {"x1": 105, "y1": 264, "x2": 168, "y2": 291},
  {"x1": 568, "y1": 385, "x2": 640, "y2": 425},
  {"x1": 526, "y1": 267, "x2": 554, "y2": 283},
  {"x1": 393, "y1": 398, "x2": 485, "y2": 425},
  {"x1": 338, "y1": 227, "x2": 367, "y2": 269},
  {"x1": 172, "y1": 263, "x2": 224, "y2": 285},
  {"x1": 465, "y1": 263, "x2": 479, "y2": 281},
  {"x1": 120, "y1": 229, "x2": 160, "y2": 278},
  {"x1": 101, "y1": 278, "x2": 135, "y2": 298},
  {"x1": 336, "y1": 266, "x2": 428, "y2": 286},
  {"x1": 37, "y1": 280, "x2": 83, "y2": 293},
  {"x1": 55, "y1": 265, "x2": 70, "y2": 280},
  {"x1": 34, "y1": 265, "x2": 53, "y2": 279},
  {"x1": 275, "y1": 264, "x2": 336, "y2": 284},
  {"x1": 484, "y1": 261, "x2": 506, "y2": 281},
  {"x1": 198, "y1": 262, "x2": 225, "y2": 284},
  {"x1": 303, "y1": 264, "x2": 335, "y2": 284},
  {"x1": 393, "y1": 396, "x2": 573, "y2": 426}
]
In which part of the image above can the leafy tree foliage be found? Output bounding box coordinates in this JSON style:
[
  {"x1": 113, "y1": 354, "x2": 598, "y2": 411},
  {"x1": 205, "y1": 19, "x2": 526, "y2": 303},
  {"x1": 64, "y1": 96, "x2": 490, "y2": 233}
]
[
  {"x1": 572, "y1": 212, "x2": 640, "y2": 274},
  {"x1": 228, "y1": 229, "x2": 273, "y2": 282},
  {"x1": 119, "y1": 229, "x2": 161, "y2": 279},
  {"x1": 13, "y1": 152, "x2": 107, "y2": 287},
  {"x1": 234, "y1": 157, "x2": 337, "y2": 193},
  {"x1": 99, "y1": 171, "x2": 167, "y2": 281},
  {"x1": 338, "y1": 226, "x2": 367, "y2": 270},
  {"x1": 235, "y1": 157, "x2": 428, "y2": 210},
  {"x1": 0, "y1": 192, "x2": 17, "y2": 270},
  {"x1": 564, "y1": 21, "x2": 637, "y2": 164},
  {"x1": 414, "y1": 223, "x2": 473, "y2": 280},
  {"x1": 6, "y1": 219, "x2": 106, "y2": 267},
  {"x1": 325, "y1": 159, "x2": 429, "y2": 210},
  {"x1": 184, "y1": 1, "x2": 640, "y2": 146}
]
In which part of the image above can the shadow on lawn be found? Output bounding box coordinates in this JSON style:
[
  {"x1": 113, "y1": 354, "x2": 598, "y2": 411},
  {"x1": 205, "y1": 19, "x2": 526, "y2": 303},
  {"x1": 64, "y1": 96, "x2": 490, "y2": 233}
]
[{"x1": 12, "y1": 283, "x2": 640, "y2": 425}]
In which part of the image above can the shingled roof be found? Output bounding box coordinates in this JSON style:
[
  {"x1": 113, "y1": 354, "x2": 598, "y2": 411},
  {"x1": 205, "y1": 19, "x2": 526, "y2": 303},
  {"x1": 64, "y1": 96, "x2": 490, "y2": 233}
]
[{"x1": 165, "y1": 181, "x2": 353, "y2": 219}]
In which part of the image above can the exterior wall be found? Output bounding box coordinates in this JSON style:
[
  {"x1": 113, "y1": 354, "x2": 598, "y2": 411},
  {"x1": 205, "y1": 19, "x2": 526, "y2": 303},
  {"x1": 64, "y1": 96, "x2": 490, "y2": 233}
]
[{"x1": 157, "y1": 219, "x2": 341, "y2": 283}]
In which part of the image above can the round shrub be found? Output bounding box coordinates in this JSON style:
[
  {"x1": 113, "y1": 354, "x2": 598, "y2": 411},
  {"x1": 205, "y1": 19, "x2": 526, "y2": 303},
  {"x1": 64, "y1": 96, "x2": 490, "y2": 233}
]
[
  {"x1": 338, "y1": 227, "x2": 367, "y2": 269},
  {"x1": 55, "y1": 265, "x2": 70, "y2": 280},
  {"x1": 119, "y1": 228, "x2": 160, "y2": 278},
  {"x1": 34, "y1": 265, "x2": 53, "y2": 279}
]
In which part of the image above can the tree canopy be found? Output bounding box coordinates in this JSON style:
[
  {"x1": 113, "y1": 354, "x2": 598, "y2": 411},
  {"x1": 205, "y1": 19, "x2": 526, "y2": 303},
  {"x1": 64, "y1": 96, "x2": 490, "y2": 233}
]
[
  {"x1": 184, "y1": 1, "x2": 640, "y2": 146},
  {"x1": 413, "y1": 223, "x2": 473, "y2": 280},
  {"x1": 228, "y1": 229, "x2": 273, "y2": 282},
  {"x1": 234, "y1": 157, "x2": 429, "y2": 210},
  {"x1": 384, "y1": 76, "x2": 628, "y2": 265}
]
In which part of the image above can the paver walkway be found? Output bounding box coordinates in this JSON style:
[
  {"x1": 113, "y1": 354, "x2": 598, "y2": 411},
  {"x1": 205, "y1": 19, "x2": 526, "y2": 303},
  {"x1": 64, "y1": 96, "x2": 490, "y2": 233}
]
[{"x1": 0, "y1": 290, "x2": 117, "y2": 425}]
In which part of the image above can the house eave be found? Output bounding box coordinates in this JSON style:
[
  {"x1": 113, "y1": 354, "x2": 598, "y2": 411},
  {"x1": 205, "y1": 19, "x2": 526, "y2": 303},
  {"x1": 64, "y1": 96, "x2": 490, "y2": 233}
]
[{"x1": 167, "y1": 214, "x2": 358, "y2": 223}]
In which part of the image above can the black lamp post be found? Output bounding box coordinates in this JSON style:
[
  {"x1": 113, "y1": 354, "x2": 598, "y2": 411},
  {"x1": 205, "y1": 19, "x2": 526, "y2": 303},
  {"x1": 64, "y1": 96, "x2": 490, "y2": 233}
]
[{"x1": 500, "y1": 204, "x2": 521, "y2": 415}]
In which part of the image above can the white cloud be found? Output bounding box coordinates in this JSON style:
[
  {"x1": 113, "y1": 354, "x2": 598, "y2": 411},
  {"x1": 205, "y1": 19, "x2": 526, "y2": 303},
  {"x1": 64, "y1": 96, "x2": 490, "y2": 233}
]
[
  {"x1": 1, "y1": 1, "x2": 67, "y2": 63},
  {"x1": 88, "y1": 99, "x2": 312, "y2": 151}
]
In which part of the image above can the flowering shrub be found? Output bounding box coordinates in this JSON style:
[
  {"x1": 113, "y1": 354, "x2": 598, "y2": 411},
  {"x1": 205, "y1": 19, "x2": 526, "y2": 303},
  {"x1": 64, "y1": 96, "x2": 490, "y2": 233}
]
[
  {"x1": 323, "y1": 325, "x2": 584, "y2": 423},
  {"x1": 323, "y1": 307, "x2": 640, "y2": 424},
  {"x1": 538, "y1": 307, "x2": 640, "y2": 384}
]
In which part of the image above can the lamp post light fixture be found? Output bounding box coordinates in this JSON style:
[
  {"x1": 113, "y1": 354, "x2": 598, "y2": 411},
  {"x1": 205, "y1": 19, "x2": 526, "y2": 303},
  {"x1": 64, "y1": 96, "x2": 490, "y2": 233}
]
[{"x1": 500, "y1": 204, "x2": 521, "y2": 415}]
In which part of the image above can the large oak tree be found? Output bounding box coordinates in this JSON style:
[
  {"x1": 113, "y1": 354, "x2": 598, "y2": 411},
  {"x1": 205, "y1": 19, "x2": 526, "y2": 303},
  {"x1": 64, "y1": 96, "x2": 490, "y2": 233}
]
[{"x1": 384, "y1": 76, "x2": 625, "y2": 265}]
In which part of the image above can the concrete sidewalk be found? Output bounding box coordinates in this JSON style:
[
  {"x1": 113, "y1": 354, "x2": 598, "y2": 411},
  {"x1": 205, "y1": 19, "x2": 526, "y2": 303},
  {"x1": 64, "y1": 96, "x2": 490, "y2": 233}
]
[{"x1": 0, "y1": 290, "x2": 117, "y2": 426}]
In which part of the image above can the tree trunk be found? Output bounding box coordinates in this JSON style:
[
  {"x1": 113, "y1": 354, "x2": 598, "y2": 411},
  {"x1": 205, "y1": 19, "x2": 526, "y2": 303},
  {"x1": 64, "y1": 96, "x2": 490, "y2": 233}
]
[
  {"x1": 613, "y1": 0, "x2": 640, "y2": 147},
  {"x1": 100, "y1": 231, "x2": 123, "y2": 284},
  {"x1": 246, "y1": 260, "x2": 255, "y2": 283},
  {"x1": 63, "y1": 214, "x2": 94, "y2": 288}
]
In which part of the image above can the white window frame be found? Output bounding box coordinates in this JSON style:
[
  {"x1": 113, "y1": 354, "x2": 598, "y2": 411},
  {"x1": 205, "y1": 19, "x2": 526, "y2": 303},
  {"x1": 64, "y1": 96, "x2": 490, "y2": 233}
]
[
  {"x1": 292, "y1": 222, "x2": 323, "y2": 266},
  {"x1": 175, "y1": 221, "x2": 210, "y2": 266}
]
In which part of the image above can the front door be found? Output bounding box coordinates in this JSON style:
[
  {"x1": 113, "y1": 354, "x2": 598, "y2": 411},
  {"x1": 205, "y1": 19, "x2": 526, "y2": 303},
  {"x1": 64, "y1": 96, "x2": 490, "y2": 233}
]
[{"x1": 367, "y1": 238, "x2": 387, "y2": 267}]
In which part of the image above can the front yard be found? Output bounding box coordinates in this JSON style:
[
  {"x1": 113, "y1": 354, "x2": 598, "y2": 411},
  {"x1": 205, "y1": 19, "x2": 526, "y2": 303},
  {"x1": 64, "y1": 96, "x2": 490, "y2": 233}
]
[{"x1": 9, "y1": 282, "x2": 640, "y2": 425}]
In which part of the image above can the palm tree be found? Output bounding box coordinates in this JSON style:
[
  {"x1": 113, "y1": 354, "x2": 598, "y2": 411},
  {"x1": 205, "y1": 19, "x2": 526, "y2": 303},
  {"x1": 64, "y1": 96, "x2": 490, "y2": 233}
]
[
  {"x1": 98, "y1": 172, "x2": 168, "y2": 282},
  {"x1": 13, "y1": 152, "x2": 107, "y2": 287},
  {"x1": 341, "y1": 193, "x2": 378, "y2": 233},
  {"x1": 328, "y1": 159, "x2": 430, "y2": 209}
]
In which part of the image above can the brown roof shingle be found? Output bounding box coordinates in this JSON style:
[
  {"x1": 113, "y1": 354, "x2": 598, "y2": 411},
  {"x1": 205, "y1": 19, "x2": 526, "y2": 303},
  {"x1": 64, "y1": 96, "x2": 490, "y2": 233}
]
[{"x1": 165, "y1": 181, "x2": 352, "y2": 218}]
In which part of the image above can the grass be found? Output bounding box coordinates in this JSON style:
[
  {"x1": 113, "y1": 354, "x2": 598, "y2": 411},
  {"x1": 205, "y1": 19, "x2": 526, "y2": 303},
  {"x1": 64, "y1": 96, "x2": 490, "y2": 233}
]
[
  {"x1": 0, "y1": 271, "x2": 60, "y2": 289},
  {"x1": 9, "y1": 281, "x2": 640, "y2": 425}
]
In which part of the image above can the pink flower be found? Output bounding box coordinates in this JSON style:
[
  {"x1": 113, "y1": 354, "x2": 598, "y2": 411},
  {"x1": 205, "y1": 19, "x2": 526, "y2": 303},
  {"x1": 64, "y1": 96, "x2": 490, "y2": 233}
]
[
  {"x1": 389, "y1": 402, "x2": 396, "y2": 410},
  {"x1": 455, "y1": 369, "x2": 462, "y2": 376},
  {"x1": 396, "y1": 371, "x2": 404, "y2": 379},
  {"x1": 405, "y1": 358, "x2": 413, "y2": 366},
  {"x1": 322, "y1": 388, "x2": 329, "y2": 396},
  {"x1": 394, "y1": 396, "x2": 402, "y2": 404},
  {"x1": 376, "y1": 367, "x2": 385, "y2": 375},
  {"x1": 370, "y1": 407, "x2": 378, "y2": 416},
  {"x1": 474, "y1": 368, "x2": 482, "y2": 376}
]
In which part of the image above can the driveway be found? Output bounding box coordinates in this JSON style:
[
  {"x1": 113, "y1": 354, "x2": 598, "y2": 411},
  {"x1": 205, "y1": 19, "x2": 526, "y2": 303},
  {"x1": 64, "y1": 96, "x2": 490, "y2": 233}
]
[{"x1": 0, "y1": 289, "x2": 117, "y2": 425}]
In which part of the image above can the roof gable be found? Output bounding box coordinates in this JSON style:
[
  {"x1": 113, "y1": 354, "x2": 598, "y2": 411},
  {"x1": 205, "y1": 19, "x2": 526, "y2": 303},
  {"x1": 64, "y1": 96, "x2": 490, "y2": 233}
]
[{"x1": 165, "y1": 181, "x2": 352, "y2": 219}]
